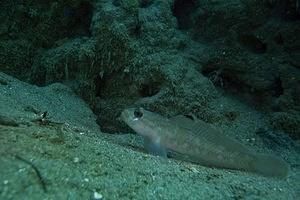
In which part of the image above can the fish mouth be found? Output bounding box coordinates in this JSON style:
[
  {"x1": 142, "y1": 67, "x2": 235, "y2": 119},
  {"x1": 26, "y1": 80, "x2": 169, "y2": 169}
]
[
  {"x1": 120, "y1": 109, "x2": 132, "y2": 124},
  {"x1": 120, "y1": 110, "x2": 127, "y2": 122}
]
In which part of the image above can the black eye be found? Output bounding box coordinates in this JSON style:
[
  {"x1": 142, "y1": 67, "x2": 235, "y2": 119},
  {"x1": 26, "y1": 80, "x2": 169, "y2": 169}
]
[{"x1": 134, "y1": 108, "x2": 143, "y2": 118}]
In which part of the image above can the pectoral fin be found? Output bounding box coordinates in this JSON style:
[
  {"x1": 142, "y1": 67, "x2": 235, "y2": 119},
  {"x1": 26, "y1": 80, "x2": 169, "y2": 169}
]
[{"x1": 144, "y1": 136, "x2": 167, "y2": 158}]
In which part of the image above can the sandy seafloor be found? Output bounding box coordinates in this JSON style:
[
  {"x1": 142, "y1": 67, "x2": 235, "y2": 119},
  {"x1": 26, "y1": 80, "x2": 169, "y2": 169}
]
[{"x1": 0, "y1": 72, "x2": 299, "y2": 199}]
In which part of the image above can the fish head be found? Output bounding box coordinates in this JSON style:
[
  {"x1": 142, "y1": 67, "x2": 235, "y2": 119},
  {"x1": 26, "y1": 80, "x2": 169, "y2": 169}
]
[{"x1": 121, "y1": 107, "x2": 163, "y2": 140}]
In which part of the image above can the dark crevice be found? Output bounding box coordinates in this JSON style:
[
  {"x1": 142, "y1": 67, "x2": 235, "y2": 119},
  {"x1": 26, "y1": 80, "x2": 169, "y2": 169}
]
[
  {"x1": 201, "y1": 65, "x2": 239, "y2": 90},
  {"x1": 139, "y1": 82, "x2": 161, "y2": 97},
  {"x1": 113, "y1": 0, "x2": 154, "y2": 8},
  {"x1": 201, "y1": 63, "x2": 252, "y2": 95},
  {"x1": 129, "y1": 18, "x2": 142, "y2": 37},
  {"x1": 274, "y1": 33, "x2": 284, "y2": 45},
  {"x1": 65, "y1": 1, "x2": 94, "y2": 37},
  {"x1": 94, "y1": 74, "x2": 104, "y2": 98},
  {"x1": 201, "y1": 62, "x2": 247, "y2": 91},
  {"x1": 172, "y1": 0, "x2": 197, "y2": 30},
  {"x1": 271, "y1": 77, "x2": 284, "y2": 97},
  {"x1": 201, "y1": 63, "x2": 286, "y2": 109},
  {"x1": 112, "y1": 0, "x2": 121, "y2": 7},
  {"x1": 183, "y1": 114, "x2": 195, "y2": 120},
  {"x1": 282, "y1": 0, "x2": 300, "y2": 21},
  {"x1": 238, "y1": 34, "x2": 267, "y2": 54},
  {"x1": 140, "y1": 0, "x2": 154, "y2": 8}
]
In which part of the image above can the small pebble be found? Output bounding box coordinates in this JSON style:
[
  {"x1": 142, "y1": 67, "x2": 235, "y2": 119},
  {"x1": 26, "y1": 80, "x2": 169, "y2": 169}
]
[
  {"x1": 93, "y1": 191, "x2": 103, "y2": 200},
  {"x1": 73, "y1": 157, "x2": 79, "y2": 163}
]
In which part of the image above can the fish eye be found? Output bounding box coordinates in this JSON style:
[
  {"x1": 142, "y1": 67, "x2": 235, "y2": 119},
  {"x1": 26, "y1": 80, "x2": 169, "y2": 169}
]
[{"x1": 134, "y1": 108, "x2": 143, "y2": 118}]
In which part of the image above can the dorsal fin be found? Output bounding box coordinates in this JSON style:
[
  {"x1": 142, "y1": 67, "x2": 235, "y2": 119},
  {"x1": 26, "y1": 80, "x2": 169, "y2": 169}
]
[
  {"x1": 169, "y1": 115, "x2": 195, "y2": 128},
  {"x1": 169, "y1": 115, "x2": 212, "y2": 133},
  {"x1": 170, "y1": 115, "x2": 251, "y2": 154}
]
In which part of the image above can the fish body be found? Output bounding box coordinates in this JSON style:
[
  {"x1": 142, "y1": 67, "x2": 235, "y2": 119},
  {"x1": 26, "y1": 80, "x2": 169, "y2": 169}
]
[{"x1": 121, "y1": 107, "x2": 289, "y2": 178}]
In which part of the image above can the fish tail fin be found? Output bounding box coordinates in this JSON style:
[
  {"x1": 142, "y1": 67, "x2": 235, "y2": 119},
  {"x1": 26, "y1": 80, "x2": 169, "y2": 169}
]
[{"x1": 251, "y1": 154, "x2": 289, "y2": 178}]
